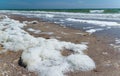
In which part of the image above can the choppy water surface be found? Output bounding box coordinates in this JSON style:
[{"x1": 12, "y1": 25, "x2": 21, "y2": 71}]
[{"x1": 0, "y1": 10, "x2": 120, "y2": 44}]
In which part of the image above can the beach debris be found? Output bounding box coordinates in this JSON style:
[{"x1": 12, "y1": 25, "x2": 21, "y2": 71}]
[{"x1": 32, "y1": 21, "x2": 38, "y2": 24}]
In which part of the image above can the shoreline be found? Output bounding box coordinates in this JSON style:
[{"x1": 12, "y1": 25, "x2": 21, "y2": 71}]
[{"x1": 0, "y1": 14, "x2": 120, "y2": 76}]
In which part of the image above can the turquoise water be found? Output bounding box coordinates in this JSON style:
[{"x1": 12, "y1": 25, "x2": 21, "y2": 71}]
[{"x1": 1, "y1": 9, "x2": 120, "y2": 13}]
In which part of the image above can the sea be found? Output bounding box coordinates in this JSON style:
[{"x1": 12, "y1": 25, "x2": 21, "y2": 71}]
[{"x1": 0, "y1": 9, "x2": 120, "y2": 45}]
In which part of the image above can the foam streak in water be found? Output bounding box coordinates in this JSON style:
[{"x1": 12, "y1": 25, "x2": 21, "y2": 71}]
[{"x1": 66, "y1": 18, "x2": 120, "y2": 27}]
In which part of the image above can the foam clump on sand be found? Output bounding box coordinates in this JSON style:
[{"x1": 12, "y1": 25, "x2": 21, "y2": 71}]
[
  {"x1": 110, "y1": 38, "x2": 120, "y2": 51},
  {"x1": 23, "y1": 20, "x2": 38, "y2": 24},
  {"x1": 0, "y1": 15, "x2": 95, "y2": 76},
  {"x1": 27, "y1": 28, "x2": 41, "y2": 34},
  {"x1": 27, "y1": 28, "x2": 54, "y2": 35}
]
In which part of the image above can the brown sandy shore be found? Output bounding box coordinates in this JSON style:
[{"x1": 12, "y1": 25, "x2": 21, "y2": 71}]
[{"x1": 0, "y1": 14, "x2": 120, "y2": 76}]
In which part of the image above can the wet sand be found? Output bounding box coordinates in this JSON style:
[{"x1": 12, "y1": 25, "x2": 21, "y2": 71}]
[{"x1": 0, "y1": 14, "x2": 120, "y2": 76}]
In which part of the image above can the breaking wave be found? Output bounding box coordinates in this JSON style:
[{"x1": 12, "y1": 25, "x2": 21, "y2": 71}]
[{"x1": 90, "y1": 10, "x2": 104, "y2": 13}]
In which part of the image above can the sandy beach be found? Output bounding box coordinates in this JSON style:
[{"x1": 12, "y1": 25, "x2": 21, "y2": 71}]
[{"x1": 0, "y1": 14, "x2": 120, "y2": 76}]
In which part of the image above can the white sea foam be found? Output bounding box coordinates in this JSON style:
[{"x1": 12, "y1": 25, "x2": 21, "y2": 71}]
[
  {"x1": 27, "y1": 28, "x2": 41, "y2": 34},
  {"x1": 1, "y1": 10, "x2": 120, "y2": 20},
  {"x1": 0, "y1": 15, "x2": 95, "y2": 76},
  {"x1": 27, "y1": 28, "x2": 37, "y2": 32},
  {"x1": 27, "y1": 28, "x2": 53, "y2": 35},
  {"x1": 83, "y1": 27, "x2": 94, "y2": 30},
  {"x1": 110, "y1": 38, "x2": 120, "y2": 51},
  {"x1": 45, "y1": 14, "x2": 54, "y2": 18},
  {"x1": 66, "y1": 18, "x2": 120, "y2": 27},
  {"x1": 23, "y1": 20, "x2": 39, "y2": 24},
  {"x1": 90, "y1": 10, "x2": 104, "y2": 13},
  {"x1": 86, "y1": 28, "x2": 103, "y2": 34},
  {"x1": 86, "y1": 29, "x2": 96, "y2": 34},
  {"x1": 40, "y1": 32, "x2": 54, "y2": 35}
]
